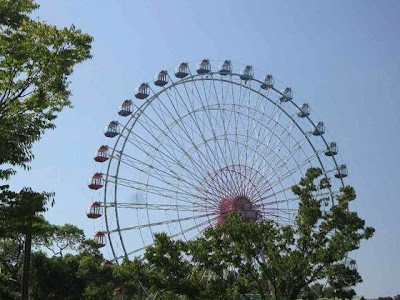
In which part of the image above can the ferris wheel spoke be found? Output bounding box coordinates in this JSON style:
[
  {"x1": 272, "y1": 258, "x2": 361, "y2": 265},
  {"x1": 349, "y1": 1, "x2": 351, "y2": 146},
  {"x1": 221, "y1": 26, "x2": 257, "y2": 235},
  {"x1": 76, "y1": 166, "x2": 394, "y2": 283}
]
[
  {"x1": 267, "y1": 146, "x2": 326, "y2": 185},
  {"x1": 250, "y1": 117, "x2": 304, "y2": 177},
  {"x1": 141, "y1": 89, "x2": 227, "y2": 180},
  {"x1": 232, "y1": 84, "x2": 244, "y2": 168},
  {"x1": 268, "y1": 114, "x2": 300, "y2": 162},
  {"x1": 188, "y1": 77, "x2": 230, "y2": 176},
  {"x1": 262, "y1": 185, "x2": 293, "y2": 200},
  {"x1": 217, "y1": 79, "x2": 236, "y2": 168},
  {"x1": 105, "y1": 202, "x2": 211, "y2": 212},
  {"x1": 262, "y1": 211, "x2": 296, "y2": 226},
  {"x1": 120, "y1": 128, "x2": 214, "y2": 191},
  {"x1": 244, "y1": 88, "x2": 269, "y2": 174},
  {"x1": 266, "y1": 155, "x2": 314, "y2": 190},
  {"x1": 148, "y1": 87, "x2": 219, "y2": 178},
  {"x1": 201, "y1": 78, "x2": 328, "y2": 181},
  {"x1": 120, "y1": 134, "x2": 205, "y2": 191},
  {"x1": 264, "y1": 102, "x2": 287, "y2": 161},
  {"x1": 198, "y1": 135, "x2": 273, "y2": 194},
  {"x1": 209, "y1": 75, "x2": 235, "y2": 169},
  {"x1": 116, "y1": 157, "x2": 221, "y2": 203},
  {"x1": 261, "y1": 207, "x2": 299, "y2": 215},
  {"x1": 105, "y1": 211, "x2": 216, "y2": 235},
  {"x1": 200, "y1": 75, "x2": 222, "y2": 134},
  {"x1": 206, "y1": 81, "x2": 234, "y2": 173},
  {"x1": 242, "y1": 86, "x2": 258, "y2": 175},
  {"x1": 170, "y1": 79, "x2": 225, "y2": 173},
  {"x1": 119, "y1": 214, "x2": 219, "y2": 260},
  {"x1": 117, "y1": 151, "x2": 197, "y2": 186},
  {"x1": 130, "y1": 109, "x2": 213, "y2": 178},
  {"x1": 264, "y1": 134, "x2": 310, "y2": 174},
  {"x1": 116, "y1": 148, "x2": 222, "y2": 201},
  {"x1": 106, "y1": 175, "x2": 211, "y2": 205},
  {"x1": 222, "y1": 82, "x2": 239, "y2": 166},
  {"x1": 236, "y1": 87, "x2": 253, "y2": 174},
  {"x1": 172, "y1": 213, "x2": 220, "y2": 242}
]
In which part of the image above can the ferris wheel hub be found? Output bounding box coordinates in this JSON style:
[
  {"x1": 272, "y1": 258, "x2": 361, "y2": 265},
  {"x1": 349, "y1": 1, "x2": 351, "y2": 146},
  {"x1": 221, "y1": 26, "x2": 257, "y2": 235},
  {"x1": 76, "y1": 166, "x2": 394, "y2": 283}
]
[{"x1": 217, "y1": 195, "x2": 258, "y2": 225}]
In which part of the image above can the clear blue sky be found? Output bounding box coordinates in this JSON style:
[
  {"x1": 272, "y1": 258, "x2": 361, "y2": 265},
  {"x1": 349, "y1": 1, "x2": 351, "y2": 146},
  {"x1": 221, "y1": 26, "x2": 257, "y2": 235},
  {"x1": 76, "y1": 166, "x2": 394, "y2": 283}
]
[{"x1": 9, "y1": 0, "x2": 400, "y2": 297}]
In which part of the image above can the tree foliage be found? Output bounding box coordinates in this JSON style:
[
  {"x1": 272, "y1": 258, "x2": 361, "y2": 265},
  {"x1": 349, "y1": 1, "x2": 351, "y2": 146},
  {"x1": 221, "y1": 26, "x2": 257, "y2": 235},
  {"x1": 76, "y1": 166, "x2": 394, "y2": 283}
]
[
  {"x1": 30, "y1": 245, "x2": 116, "y2": 300},
  {"x1": 0, "y1": 0, "x2": 92, "y2": 179},
  {"x1": 103, "y1": 168, "x2": 371, "y2": 300},
  {"x1": 0, "y1": 169, "x2": 375, "y2": 299},
  {"x1": 0, "y1": 0, "x2": 92, "y2": 298}
]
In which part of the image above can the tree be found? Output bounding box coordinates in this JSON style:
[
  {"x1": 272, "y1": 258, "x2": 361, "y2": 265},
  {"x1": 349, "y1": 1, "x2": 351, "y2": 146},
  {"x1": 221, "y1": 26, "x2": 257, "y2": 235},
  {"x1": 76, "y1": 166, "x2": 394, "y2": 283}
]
[
  {"x1": 186, "y1": 168, "x2": 373, "y2": 299},
  {"x1": 29, "y1": 240, "x2": 117, "y2": 300},
  {"x1": 0, "y1": 0, "x2": 92, "y2": 297},
  {"x1": 0, "y1": 188, "x2": 53, "y2": 299},
  {"x1": 116, "y1": 234, "x2": 257, "y2": 300},
  {"x1": 106, "y1": 169, "x2": 372, "y2": 300},
  {"x1": 35, "y1": 223, "x2": 85, "y2": 257},
  {"x1": 299, "y1": 283, "x2": 324, "y2": 300},
  {"x1": 0, "y1": 0, "x2": 92, "y2": 180}
]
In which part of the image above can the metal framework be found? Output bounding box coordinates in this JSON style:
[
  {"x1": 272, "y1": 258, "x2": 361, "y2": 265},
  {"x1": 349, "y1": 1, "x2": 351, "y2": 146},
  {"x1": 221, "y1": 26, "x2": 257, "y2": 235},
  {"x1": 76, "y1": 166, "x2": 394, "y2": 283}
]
[{"x1": 87, "y1": 60, "x2": 347, "y2": 262}]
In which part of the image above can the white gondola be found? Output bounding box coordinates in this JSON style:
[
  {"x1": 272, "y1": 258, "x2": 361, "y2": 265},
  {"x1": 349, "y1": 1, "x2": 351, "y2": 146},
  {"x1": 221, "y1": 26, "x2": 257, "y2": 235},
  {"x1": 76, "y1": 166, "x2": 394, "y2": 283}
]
[
  {"x1": 239, "y1": 65, "x2": 254, "y2": 81},
  {"x1": 325, "y1": 142, "x2": 338, "y2": 156},
  {"x1": 94, "y1": 231, "x2": 106, "y2": 248},
  {"x1": 87, "y1": 201, "x2": 102, "y2": 219},
  {"x1": 104, "y1": 121, "x2": 119, "y2": 138},
  {"x1": 218, "y1": 60, "x2": 232, "y2": 76},
  {"x1": 297, "y1": 103, "x2": 310, "y2": 118},
  {"x1": 260, "y1": 75, "x2": 273, "y2": 89},
  {"x1": 118, "y1": 99, "x2": 133, "y2": 116},
  {"x1": 154, "y1": 70, "x2": 168, "y2": 87},
  {"x1": 335, "y1": 164, "x2": 348, "y2": 178},
  {"x1": 88, "y1": 173, "x2": 104, "y2": 190},
  {"x1": 94, "y1": 145, "x2": 109, "y2": 162},
  {"x1": 196, "y1": 59, "x2": 211, "y2": 74},
  {"x1": 279, "y1": 87, "x2": 293, "y2": 102},
  {"x1": 175, "y1": 62, "x2": 189, "y2": 78},
  {"x1": 135, "y1": 83, "x2": 150, "y2": 99},
  {"x1": 312, "y1": 121, "x2": 325, "y2": 136},
  {"x1": 101, "y1": 260, "x2": 113, "y2": 268}
]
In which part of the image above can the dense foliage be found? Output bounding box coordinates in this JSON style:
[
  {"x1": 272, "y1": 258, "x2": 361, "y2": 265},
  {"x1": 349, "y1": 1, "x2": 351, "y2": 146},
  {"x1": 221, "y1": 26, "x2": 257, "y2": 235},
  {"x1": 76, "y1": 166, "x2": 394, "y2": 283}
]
[
  {"x1": 67, "y1": 168, "x2": 372, "y2": 300},
  {"x1": 0, "y1": 0, "x2": 92, "y2": 298},
  {"x1": 0, "y1": 0, "x2": 92, "y2": 180}
]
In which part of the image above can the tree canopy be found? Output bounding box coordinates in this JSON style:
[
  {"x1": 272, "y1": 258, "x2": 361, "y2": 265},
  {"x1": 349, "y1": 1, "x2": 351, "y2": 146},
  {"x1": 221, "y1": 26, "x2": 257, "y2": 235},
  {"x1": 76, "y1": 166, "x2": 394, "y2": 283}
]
[
  {"x1": 89, "y1": 168, "x2": 374, "y2": 300},
  {"x1": 0, "y1": 0, "x2": 92, "y2": 179},
  {"x1": 0, "y1": 0, "x2": 93, "y2": 298}
]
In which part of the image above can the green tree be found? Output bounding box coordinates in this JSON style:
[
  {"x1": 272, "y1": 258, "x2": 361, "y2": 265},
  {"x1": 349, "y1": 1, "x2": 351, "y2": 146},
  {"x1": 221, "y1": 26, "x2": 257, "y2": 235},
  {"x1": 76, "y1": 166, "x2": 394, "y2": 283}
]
[
  {"x1": 35, "y1": 223, "x2": 85, "y2": 257},
  {"x1": 110, "y1": 233, "x2": 254, "y2": 299},
  {"x1": 187, "y1": 168, "x2": 374, "y2": 300},
  {"x1": 0, "y1": 0, "x2": 92, "y2": 180},
  {"x1": 0, "y1": 188, "x2": 53, "y2": 299},
  {"x1": 0, "y1": 0, "x2": 92, "y2": 297},
  {"x1": 111, "y1": 169, "x2": 373, "y2": 300},
  {"x1": 300, "y1": 283, "x2": 324, "y2": 300},
  {"x1": 30, "y1": 241, "x2": 116, "y2": 300}
]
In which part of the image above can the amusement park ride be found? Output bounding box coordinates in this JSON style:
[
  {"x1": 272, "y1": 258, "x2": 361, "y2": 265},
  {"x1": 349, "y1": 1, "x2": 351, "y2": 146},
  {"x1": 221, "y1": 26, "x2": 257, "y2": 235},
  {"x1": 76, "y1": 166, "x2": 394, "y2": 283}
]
[{"x1": 86, "y1": 59, "x2": 348, "y2": 264}]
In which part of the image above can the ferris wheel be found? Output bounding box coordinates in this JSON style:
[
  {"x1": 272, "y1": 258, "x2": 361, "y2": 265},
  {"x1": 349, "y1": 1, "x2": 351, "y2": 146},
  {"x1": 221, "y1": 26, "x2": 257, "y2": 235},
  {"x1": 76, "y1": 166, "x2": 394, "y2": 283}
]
[{"x1": 86, "y1": 59, "x2": 348, "y2": 262}]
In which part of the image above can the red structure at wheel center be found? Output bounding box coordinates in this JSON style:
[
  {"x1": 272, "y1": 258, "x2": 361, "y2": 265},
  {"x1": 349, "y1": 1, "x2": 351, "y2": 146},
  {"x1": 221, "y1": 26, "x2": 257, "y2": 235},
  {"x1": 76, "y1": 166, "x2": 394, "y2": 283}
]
[{"x1": 217, "y1": 196, "x2": 258, "y2": 225}]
